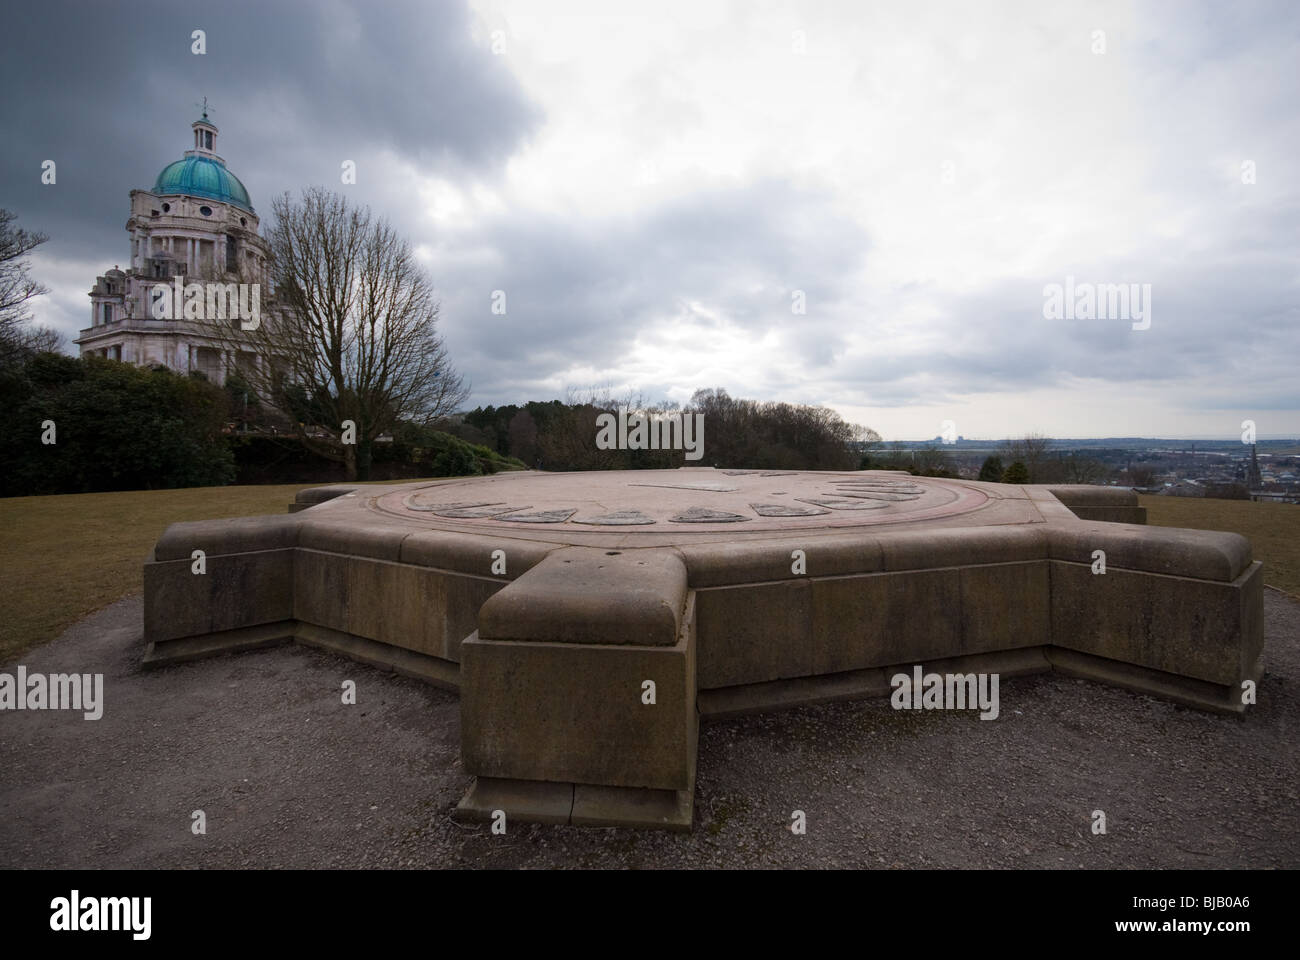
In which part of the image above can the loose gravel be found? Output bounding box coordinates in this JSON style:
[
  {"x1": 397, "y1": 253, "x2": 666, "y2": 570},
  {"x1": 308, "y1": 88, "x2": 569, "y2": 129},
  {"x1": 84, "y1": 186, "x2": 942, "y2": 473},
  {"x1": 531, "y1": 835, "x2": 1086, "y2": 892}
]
[{"x1": 1, "y1": 591, "x2": 1296, "y2": 869}]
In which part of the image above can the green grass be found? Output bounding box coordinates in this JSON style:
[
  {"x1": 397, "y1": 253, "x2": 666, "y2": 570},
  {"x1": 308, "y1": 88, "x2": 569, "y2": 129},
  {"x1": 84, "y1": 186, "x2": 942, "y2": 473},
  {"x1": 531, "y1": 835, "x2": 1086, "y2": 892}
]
[
  {"x1": 1, "y1": 485, "x2": 1294, "y2": 665},
  {"x1": 1140, "y1": 495, "x2": 1299, "y2": 598},
  {"x1": 0, "y1": 483, "x2": 321, "y2": 664}
]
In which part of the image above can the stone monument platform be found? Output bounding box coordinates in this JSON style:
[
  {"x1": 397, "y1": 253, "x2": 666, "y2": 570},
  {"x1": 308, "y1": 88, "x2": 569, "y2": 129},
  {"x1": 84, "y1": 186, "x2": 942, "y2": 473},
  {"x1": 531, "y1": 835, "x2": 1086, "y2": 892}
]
[{"x1": 141, "y1": 469, "x2": 1264, "y2": 830}]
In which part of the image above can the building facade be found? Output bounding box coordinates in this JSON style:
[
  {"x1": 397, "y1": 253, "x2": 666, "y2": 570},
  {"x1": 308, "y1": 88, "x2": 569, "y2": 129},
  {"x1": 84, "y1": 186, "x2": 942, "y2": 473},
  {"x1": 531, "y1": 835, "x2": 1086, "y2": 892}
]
[{"x1": 76, "y1": 110, "x2": 271, "y2": 385}]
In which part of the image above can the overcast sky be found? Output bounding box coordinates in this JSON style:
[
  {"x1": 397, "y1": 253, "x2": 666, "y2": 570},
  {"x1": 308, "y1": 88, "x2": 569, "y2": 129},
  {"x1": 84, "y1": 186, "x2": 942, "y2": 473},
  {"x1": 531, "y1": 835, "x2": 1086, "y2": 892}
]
[{"x1": 2, "y1": 0, "x2": 1296, "y2": 439}]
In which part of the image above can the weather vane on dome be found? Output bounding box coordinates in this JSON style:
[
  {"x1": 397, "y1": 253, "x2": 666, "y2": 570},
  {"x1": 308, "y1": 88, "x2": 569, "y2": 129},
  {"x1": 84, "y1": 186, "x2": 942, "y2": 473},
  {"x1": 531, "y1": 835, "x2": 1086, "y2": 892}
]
[{"x1": 196, "y1": 97, "x2": 213, "y2": 121}]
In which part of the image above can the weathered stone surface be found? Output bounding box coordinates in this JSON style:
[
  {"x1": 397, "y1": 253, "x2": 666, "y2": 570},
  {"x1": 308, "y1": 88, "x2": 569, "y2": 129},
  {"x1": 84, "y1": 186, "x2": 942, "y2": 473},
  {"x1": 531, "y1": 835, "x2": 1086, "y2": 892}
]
[
  {"x1": 833, "y1": 490, "x2": 922, "y2": 501},
  {"x1": 810, "y1": 568, "x2": 964, "y2": 673},
  {"x1": 455, "y1": 777, "x2": 573, "y2": 826},
  {"x1": 435, "y1": 503, "x2": 531, "y2": 519},
  {"x1": 832, "y1": 480, "x2": 923, "y2": 492},
  {"x1": 398, "y1": 529, "x2": 556, "y2": 579},
  {"x1": 698, "y1": 647, "x2": 1052, "y2": 718},
  {"x1": 478, "y1": 548, "x2": 688, "y2": 646},
  {"x1": 292, "y1": 485, "x2": 360, "y2": 510},
  {"x1": 574, "y1": 510, "x2": 656, "y2": 525},
  {"x1": 402, "y1": 498, "x2": 496, "y2": 513},
  {"x1": 152, "y1": 513, "x2": 301, "y2": 561},
  {"x1": 570, "y1": 783, "x2": 693, "y2": 831},
  {"x1": 144, "y1": 548, "x2": 294, "y2": 642},
  {"x1": 291, "y1": 550, "x2": 502, "y2": 662},
  {"x1": 495, "y1": 508, "x2": 576, "y2": 523},
  {"x1": 295, "y1": 622, "x2": 459, "y2": 691},
  {"x1": 677, "y1": 533, "x2": 884, "y2": 586},
  {"x1": 959, "y1": 561, "x2": 1051, "y2": 654},
  {"x1": 1048, "y1": 521, "x2": 1250, "y2": 582},
  {"x1": 750, "y1": 502, "x2": 830, "y2": 517},
  {"x1": 1049, "y1": 559, "x2": 1261, "y2": 688},
  {"x1": 630, "y1": 481, "x2": 738, "y2": 492},
  {"x1": 669, "y1": 507, "x2": 750, "y2": 523},
  {"x1": 299, "y1": 518, "x2": 410, "y2": 561},
  {"x1": 878, "y1": 525, "x2": 1048, "y2": 572},
  {"x1": 461, "y1": 625, "x2": 696, "y2": 791},
  {"x1": 143, "y1": 621, "x2": 293, "y2": 668},
  {"x1": 696, "y1": 580, "x2": 812, "y2": 687},
  {"x1": 796, "y1": 497, "x2": 891, "y2": 510}
]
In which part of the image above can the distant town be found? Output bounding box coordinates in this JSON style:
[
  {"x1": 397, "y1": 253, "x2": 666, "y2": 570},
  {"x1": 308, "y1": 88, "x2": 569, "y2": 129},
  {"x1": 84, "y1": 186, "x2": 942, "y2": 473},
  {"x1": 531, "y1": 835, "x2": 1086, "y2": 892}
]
[{"x1": 863, "y1": 437, "x2": 1300, "y2": 503}]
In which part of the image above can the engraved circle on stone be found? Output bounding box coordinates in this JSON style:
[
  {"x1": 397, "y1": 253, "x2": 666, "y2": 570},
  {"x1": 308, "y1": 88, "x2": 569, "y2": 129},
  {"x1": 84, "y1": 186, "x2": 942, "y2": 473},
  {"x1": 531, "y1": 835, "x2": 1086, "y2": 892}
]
[
  {"x1": 670, "y1": 506, "x2": 750, "y2": 523},
  {"x1": 575, "y1": 509, "x2": 656, "y2": 526},
  {"x1": 495, "y1": 508, "x2": 576, "y2": 523},
  {"x1": 751, "y1": 502, "x2": 830, "y2": 517},
  {"x1": 378, "y1": 470, "x2": 987, "y2": 532}
]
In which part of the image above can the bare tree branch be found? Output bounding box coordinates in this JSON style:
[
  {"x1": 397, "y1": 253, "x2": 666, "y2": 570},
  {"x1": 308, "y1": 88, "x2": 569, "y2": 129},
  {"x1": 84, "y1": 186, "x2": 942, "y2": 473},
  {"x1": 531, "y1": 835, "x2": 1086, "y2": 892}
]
[
  {"x1": 0, "y1": 209, "x2": 50, "y2": 353},
  {"x1": 214, "y1": 188, "x2": 468, "y2": 479}
]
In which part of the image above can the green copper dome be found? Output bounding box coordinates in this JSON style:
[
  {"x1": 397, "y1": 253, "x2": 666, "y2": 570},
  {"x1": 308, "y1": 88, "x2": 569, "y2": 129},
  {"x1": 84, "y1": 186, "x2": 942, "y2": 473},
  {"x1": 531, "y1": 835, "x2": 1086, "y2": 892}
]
[{"x1": 153, "y1": 156, "x2": 252, "y2": 212}]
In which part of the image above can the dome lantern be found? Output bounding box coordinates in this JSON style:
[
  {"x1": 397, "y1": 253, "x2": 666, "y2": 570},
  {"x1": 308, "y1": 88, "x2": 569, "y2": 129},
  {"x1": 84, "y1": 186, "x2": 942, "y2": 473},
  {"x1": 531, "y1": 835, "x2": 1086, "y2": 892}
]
[
  {"x1": 151, "y1": 101, "x2": 254, "y2": 212},
  {"x1": 192, "y1": 96, "x2": 217, "y2": 155}
]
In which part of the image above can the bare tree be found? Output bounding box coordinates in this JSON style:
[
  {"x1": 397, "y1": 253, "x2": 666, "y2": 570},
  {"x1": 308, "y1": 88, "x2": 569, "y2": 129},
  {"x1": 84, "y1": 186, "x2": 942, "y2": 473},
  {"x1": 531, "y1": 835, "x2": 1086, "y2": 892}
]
[
  {"x1": 1129, "y1": 464, "x2": 1158, "y2": 488},
  {"x1": 224, "y1": 188, "x2": 468, "y2": 480},
  {"x1": 1000, "y1": 432, "x2": 1053, "y2": 483},
  {"x1": 1064, "y1": 453, "x2": 1106, "y2": 484},
  {"x1": 0, "y1": 209, "x2": 50, "y2": 355}
]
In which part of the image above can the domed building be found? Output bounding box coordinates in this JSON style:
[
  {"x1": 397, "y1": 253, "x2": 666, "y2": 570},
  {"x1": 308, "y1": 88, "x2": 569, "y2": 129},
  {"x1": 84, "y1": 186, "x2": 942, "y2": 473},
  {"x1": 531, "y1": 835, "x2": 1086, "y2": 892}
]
[{"x1": 76, "y1": 108, "x2": 272, "y2": 384}]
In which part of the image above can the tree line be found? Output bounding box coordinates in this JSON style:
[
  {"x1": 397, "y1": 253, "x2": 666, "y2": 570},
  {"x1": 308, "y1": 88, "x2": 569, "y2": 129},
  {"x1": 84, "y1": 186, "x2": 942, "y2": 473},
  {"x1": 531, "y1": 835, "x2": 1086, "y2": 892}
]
[
  {"x1": 0, "y1": 351, "x2": 521, "y2": 497},
  {"x1": 448, "y1": 388, "x2": 875, "y2": 472}
]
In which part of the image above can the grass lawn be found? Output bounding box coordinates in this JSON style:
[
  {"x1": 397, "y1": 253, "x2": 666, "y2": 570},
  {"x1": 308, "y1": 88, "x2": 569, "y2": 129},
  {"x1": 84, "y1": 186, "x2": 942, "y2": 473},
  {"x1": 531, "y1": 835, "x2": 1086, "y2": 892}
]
[
  {"x1": 1139, "y1": 494, "x2": 1300, "y2": 598},
  {"x1": 1, "y1": 484, "x2": 1295, "y2": 665},
  {"x1": 0, "y1": 483, "x2": 321, "y2": 665}
]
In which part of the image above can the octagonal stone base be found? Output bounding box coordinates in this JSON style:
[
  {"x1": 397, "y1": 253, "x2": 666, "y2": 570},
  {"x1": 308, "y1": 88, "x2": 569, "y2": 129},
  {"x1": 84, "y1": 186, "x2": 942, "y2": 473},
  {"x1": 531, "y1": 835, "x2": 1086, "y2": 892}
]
[{"x1": 141, "y1": 469, "x2": 1265, "y2": 830}]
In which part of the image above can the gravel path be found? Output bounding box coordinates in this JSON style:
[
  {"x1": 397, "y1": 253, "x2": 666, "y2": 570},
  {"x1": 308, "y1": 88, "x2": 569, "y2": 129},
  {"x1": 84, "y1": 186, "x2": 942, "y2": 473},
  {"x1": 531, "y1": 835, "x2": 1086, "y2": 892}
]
[{"x1": 2, "y1": 590, "x2": 1296, "y2": 869}]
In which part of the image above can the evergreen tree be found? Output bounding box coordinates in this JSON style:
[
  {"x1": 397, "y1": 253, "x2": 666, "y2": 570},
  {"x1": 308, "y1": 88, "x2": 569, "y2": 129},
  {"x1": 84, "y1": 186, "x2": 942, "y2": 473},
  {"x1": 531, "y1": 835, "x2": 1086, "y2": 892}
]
[{"x1": 1001, "y1": 460, "x2": 1030, "y2": 484}]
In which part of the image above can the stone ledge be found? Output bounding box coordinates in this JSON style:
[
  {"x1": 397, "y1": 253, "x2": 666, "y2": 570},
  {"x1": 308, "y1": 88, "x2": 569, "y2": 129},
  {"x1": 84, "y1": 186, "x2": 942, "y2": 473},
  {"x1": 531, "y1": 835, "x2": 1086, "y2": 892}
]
[
  {"x1": 153, "y1": 513, "x2": 303, "y2": 561},
  {"x1": 478, "y1": 547, "x2": 689, "y2": 646},
  {"x1": 454, "y1": 776, "x2": 694, "y2": 831},
  {"x1": 1048, "y1": 522, "x2": 1251, "y2": 582},
  {"x1": 291, "y1": 485, "x2": 359, "y2": 510},
  {"x1": 1045, "y1": 646, "x2": 1258, "y2": 715},
  {"x1": 699, "y1": 647, "x2": 1051, "y2": 717},
  {"x1": 295, "y1": 622, "x2": 459, "y2": 691},
  {"x1": 455, "y1": 777, "x2": 574, "y2": 827},
  {"x1": 143, "y1": 620, "x2": 294, "y2": 667},
  {"x1": 140, "y1": 618, "x2": 459, "y2": 692}
]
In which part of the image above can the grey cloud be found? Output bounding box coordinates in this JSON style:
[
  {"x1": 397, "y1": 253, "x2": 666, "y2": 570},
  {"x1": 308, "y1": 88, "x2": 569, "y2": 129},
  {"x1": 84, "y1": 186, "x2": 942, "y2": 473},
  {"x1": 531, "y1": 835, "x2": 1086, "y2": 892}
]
[
  {"x1": 433, "y1": 177, "x2": 870, "y2": 399},
  {"x1": 0, "y1": 0, "x2": 540, "y2": 265}
]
